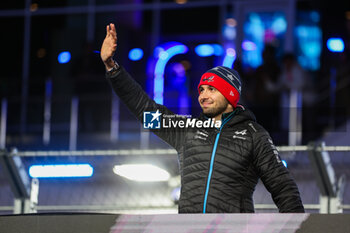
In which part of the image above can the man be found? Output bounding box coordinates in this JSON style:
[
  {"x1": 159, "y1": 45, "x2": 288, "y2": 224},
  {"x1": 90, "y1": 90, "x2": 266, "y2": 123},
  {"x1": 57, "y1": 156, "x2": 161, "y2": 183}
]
[{"x1": 101, "y1": 23, "x2": 304, "y2": 213}]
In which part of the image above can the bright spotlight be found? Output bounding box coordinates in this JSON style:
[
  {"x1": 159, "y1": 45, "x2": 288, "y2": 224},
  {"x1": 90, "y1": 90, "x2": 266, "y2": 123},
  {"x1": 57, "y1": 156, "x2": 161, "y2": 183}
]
[
  {"x1": 29, "y1": 164, "x2": 93, "y2": 178},
  {"x1": 58, "y1": 51, "x2": 71, "y2": 64},
  {"x1": 128, "y1": 48, "x2": 144, "y2": 61},
  {"x1": 113, "y1": 164, "x2": 170, "y2": 182},
  {"x1": 327, "y1": 38, "x2": 344, "y2": 52},
  {"x1": 195, "y1": 44, "x2": 214, "y2": 57}
]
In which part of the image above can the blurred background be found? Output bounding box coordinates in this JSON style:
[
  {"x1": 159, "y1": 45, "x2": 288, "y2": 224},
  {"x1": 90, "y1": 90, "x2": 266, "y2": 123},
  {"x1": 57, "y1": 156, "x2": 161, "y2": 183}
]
[{"x1": 0, "y1": 0, "x2": 350, "y2": 215}]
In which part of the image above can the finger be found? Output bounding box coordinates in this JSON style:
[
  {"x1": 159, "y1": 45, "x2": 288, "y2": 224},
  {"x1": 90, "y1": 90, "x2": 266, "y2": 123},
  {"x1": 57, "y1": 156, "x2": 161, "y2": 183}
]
[
  {"x1": 110, "y1": 23, "x2": 115, "y2": 31},
  {"x1": 110, "y1": 23, "x2": 117, "y2": 38},
  {"x1": 106, "y1": 25, "x2": 110, "y2": 37},
  {"x1": 111, "y1": 45, "x2": 117, "y2": 52}
]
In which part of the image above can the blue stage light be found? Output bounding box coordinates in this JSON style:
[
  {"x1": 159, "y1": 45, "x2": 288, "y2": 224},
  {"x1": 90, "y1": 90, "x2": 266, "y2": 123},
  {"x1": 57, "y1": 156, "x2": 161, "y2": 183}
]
[
  {"x1": 282, "y1": 160, "x2": 287, "y2": 168},
  {"x1": 29, "y1": 164, "x2": 94, "y2": 178},
  {"x1": 129, "y1": 48, "x2": 144, "y2": 61},
  {"x1": 58, "y1": 51, "x2": 71, "y2": 64},
  {"x1": 223, "y1": 25, "x2": 237, "y2": 40},
  {"x1": 222, "y1": 48, "x2": 236, "y2": 68},
  {"x1": 212, "y1": 44, "x2": 224, "y2": 56},
  {"x1": 271, "y1": 16, "x2": 287, "y2": 34},
  {"x1": 195, "y1": 44, "x2": 214, "y2": 57},
  {"x1": 296, "y1": 25, "x2": 322, "y2": 70},
  {"x1": 153, "y1": 46, "x2": 164, "y2": 58},
  {"x1": 242, "y1": 41, "x2": 257, "y2": 51},
  {"x1": 153, "y1": 42, "x2": 188, "y2": 104},
  {"x1": 310, "y1": 11, "x2": 320, "y2": 23},
  {"x1": 327, "y1": 38, "x2": 345, "y2": 52}
]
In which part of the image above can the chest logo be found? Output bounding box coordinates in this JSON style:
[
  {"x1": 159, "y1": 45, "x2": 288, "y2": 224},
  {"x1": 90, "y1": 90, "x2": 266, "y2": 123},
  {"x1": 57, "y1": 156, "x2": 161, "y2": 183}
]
[
  {"x1": 234, "y1": 129, "x2": 247, "y2": 136},
  {"x1": 194, "y1": 130, "x2": 208, "y2": 141},
  {"x1": 233, "y1": 135, "x2": 246, "y2": 140}
]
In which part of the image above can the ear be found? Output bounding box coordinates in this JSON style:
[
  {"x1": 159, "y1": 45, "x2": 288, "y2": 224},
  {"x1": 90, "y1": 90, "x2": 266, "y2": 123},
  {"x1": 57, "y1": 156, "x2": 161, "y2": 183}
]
[{"x1": 226, "y1": 102, "x2": 234, "y2": 112}]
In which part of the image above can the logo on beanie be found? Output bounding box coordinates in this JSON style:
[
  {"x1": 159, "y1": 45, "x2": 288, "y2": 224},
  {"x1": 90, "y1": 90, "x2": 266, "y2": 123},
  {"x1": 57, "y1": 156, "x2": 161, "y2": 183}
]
[
  {"x1": 230, "y1": 91, "x2": 234, "y2": 96},
  {"x1": 202, "y1": 76, "x2": 214, "y2": 82}
]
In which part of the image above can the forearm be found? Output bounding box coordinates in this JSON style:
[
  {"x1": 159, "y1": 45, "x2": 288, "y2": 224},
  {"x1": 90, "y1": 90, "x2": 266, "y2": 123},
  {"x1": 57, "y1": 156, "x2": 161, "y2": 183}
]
[
  {"x1": 106, "y1": 66, "x2": 158, "y2": 120},
  {"x1": 105, "y1": 66, "x2": 186, "y2": 150}
]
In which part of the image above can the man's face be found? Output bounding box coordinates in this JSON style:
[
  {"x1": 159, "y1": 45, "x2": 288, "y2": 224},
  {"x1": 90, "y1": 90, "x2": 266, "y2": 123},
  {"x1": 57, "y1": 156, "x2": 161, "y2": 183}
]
[{"x1": 198, "y1": 85, "x2": 232, "y2": 118}]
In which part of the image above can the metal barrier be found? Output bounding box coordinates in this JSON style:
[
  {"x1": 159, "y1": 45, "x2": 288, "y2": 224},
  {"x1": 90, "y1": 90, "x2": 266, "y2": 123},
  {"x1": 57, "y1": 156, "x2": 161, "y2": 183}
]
[
  {"x1": 11, "y1": 146, "x2": 350, "y2": 157},
  {"x1": 1, "y1": 144, "x2": 350, "y2": 214}
]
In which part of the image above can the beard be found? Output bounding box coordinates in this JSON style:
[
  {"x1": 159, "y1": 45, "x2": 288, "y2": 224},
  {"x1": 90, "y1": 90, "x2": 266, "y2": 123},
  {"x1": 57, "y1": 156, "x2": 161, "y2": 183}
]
[{"x1": 202, "y1": 101, "x2": 229, "y2": 118}]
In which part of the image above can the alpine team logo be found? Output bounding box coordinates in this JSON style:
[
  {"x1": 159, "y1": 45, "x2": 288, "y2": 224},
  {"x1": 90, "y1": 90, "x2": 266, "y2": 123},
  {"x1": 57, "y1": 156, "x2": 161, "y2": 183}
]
[
  {"x1": 234, "y1": 129, "x2": 247, "y2": 135},
  {"x1": 143, "y1": 110, "x2": 162, "y2": 129},
  {"x1": 203, "y1": 76, "x2": 215, "y2": 82}
]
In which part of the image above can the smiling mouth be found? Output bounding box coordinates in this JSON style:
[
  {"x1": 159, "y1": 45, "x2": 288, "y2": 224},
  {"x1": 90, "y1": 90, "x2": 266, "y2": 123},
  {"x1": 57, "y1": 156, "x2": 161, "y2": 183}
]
[{"x1": 201, "y1": 101, "x2": 213, "y2": 107}]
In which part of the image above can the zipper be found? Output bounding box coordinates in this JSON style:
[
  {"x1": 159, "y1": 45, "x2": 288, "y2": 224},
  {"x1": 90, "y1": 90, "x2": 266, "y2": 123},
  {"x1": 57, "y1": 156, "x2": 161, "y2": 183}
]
[{"x1": 202, "y1": 112, "x2": 235, "y2": 213}]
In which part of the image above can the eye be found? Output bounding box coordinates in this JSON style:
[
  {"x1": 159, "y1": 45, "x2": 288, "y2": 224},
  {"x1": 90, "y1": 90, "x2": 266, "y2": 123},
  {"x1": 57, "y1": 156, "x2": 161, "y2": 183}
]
[
  {"x1": 199, "y1": 87, "x2": 204, "y2": 93},
  {"x1": 209, "y1": 86, "x2": 215, "y2": 92}
]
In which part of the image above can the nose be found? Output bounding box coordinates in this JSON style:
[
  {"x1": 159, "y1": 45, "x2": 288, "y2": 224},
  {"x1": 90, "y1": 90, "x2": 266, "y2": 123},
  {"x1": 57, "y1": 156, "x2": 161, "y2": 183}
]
[
  {"x1": 198, "y1": 90, "x2": 209, "y2": 103},
  {"x1": 200, "y1": 88, "x2": 209, "y2": 97},
  {"x1": 199, "y1": 90, "x2": 206, "y2": 99}
]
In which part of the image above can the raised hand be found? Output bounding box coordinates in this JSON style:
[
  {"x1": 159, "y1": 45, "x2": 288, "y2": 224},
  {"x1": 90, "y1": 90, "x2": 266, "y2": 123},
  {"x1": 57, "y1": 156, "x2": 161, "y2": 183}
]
[{"x1": 101, "y1": 23, "x2": 117, "y2": 70}]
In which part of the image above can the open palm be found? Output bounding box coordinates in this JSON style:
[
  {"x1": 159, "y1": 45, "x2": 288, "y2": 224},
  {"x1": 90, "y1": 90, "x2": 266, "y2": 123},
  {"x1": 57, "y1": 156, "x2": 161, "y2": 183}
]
[{"x1": 101, "y1": 23, "x2": 117, "y2": 69}]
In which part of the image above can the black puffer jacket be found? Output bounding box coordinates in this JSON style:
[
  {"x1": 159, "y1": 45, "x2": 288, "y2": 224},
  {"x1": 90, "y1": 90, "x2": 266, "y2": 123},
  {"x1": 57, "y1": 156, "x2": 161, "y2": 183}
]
[{"x1": 107, "y1": 67, "x2": 304, "y2": 213}]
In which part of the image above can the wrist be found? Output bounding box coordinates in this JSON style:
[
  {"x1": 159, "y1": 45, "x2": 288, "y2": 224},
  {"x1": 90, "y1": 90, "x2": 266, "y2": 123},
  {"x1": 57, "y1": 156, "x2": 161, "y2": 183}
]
[
  {"x1": 106, "y1": 60, "x2": 120, "y2": 75},
  {"x1": 104, "y1": 59, "x2": 118, "y2": 71}
]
